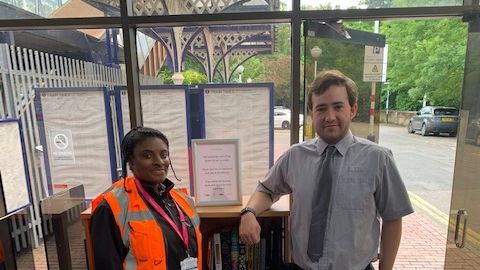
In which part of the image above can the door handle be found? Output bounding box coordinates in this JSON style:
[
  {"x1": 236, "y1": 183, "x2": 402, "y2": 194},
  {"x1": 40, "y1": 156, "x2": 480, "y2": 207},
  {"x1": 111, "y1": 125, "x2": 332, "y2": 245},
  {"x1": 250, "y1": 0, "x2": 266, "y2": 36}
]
[{"x1": 454, "y1": 209, "x2": 468, "y2": 248}]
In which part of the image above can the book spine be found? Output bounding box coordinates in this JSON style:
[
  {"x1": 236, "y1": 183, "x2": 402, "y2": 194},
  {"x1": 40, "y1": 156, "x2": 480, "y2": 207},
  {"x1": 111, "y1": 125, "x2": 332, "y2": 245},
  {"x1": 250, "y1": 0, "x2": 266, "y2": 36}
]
[
  {"x1": 207, "y1": 236, "x2": 213, "y2": 270},
  {"x1": 214, "y1": 233, "x2": 222, "y2": 270},
  {"x1": 247, "y1": 245, "x2": 254, "y2": 270},
  {"x1": 238, "y1": 240, "x2": 247, "y2": 270},
  {"x1": 221, "y1": 231, "x2": 232, "y2": 270},
  {"x1": 231, "y1": 229, "x2": 239, "y2": 270},
  {"x1": 260, "y1": 238, "x2": 266, "y2": 270}
]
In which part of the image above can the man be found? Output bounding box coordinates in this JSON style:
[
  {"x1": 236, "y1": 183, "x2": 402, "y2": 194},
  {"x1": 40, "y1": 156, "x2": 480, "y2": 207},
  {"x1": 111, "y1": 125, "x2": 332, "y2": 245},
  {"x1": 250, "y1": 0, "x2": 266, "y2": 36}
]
[{"x1": 239, "y1": 70, "x2": 413, "y2": 270}]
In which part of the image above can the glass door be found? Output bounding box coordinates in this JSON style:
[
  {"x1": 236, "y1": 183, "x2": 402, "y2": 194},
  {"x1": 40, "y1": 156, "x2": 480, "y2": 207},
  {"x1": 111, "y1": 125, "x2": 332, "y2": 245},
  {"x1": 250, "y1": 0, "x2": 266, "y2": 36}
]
[
  {"x1": 444, "y1": 16, "x2": 480, "y2": 269},
  {"x1": 303, "y1": 20, "x2": 385, "y2": 142}
]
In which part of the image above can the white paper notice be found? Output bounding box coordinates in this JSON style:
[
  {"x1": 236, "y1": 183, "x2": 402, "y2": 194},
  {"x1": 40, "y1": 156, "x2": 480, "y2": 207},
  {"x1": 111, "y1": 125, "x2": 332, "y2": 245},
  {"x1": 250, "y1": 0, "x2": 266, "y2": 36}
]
[{"x1": 195, "y1": 143, "x2": 238, "y2": 203}]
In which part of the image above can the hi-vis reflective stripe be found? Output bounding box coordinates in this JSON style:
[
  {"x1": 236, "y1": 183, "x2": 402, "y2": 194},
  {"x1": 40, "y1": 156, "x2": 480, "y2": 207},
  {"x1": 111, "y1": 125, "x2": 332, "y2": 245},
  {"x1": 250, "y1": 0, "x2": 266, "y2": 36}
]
[
  {"x1": 107, "y1": 185, "x2": 157, "y2": 248},
  {"x1": 125, "y1": 251, "x2": 136, "y2": 270},
  {"x1": 170, "y1": 189, "x2": 200, "y2": 227},
  {"x1": 98, "y1": 177, "x2": 202, "y2": 270}
]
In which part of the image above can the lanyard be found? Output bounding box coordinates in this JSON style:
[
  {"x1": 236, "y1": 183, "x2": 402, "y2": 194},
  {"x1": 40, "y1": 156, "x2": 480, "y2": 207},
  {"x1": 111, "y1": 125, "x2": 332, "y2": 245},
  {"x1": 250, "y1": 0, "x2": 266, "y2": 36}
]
[{"x1": 135, "y1": 179, "x2": 189, "y2": 251}]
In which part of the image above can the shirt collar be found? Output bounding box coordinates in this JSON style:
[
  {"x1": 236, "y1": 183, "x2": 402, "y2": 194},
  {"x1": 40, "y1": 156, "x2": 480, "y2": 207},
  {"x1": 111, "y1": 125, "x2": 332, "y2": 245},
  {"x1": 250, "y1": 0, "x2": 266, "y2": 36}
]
[
  {"x1": 316, "y1": 130, "x2": 354, "y2": 156},
  {"x1": 140, "y1": 178, "x2": 175, "y2": 197}
]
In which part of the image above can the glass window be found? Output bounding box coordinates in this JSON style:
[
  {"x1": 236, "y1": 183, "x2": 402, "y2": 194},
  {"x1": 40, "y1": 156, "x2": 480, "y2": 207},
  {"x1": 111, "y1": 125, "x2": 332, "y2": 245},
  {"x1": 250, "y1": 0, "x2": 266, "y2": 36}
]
[
  {"x1": 136, "y1": 23, "x2": 291, "y2": 195},
  {"x1": 300, "y1": 0, "x2": 462, "y2": 10},
  {"x1": 131, "y1": 0, "x2": 291, "y2": 16},
  {"x1": 0, "y1": 0, "x2": 118, "y2": 19},
  {"x1": 0, "y1": 28, "x2": 125, "y2": 269},
  {"x1": 434, "y1": 108, "x2": 458, "y2": 115}
]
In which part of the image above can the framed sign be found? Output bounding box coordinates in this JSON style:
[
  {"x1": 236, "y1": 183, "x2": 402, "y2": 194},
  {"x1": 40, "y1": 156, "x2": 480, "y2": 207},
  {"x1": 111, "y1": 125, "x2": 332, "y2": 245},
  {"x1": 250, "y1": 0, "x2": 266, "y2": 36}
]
[{"x1": 192, "y1": 139, "x2": 241, "y2": 206}]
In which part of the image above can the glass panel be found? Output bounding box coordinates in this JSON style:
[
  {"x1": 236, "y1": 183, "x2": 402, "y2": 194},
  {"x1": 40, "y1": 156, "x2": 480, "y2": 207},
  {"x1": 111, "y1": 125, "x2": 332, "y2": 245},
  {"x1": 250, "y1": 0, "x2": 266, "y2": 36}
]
[
  {"x1": 444, "y1": 18, "x2": 480, "y2": 269},
  {"x1": 40, "y1": 185, "x2": 88, "y2": 270},
  {"x1": 136, "y1": 23, "x2": 291, "y2": 195},
  {"x1": 131, "y1": 0, "x2": 291, "y2": 16},
  {"x1": 303, "y1": 20, "x2": 382, "y2": 142},
  {"x1": 0, "y1": 0, "x2": 117, "y2": 19},
  {"x1": 304, "y1": 18, "x2": 469, "y2": 269},
  {"x1": 0, "y1": 209, "x2": 35, "y2": 270},
  {"x1": 300, "y1": 0, "x2": 462, "y2": 10},
  {"x1": 0, "y1": 28, "x2": 125, "y2": 199}
]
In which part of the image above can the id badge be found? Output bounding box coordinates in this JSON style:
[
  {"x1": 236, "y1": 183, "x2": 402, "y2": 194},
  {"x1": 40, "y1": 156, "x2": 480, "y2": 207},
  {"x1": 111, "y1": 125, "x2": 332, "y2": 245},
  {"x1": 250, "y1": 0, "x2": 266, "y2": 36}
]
[{"x1": 180, "y1": 256, "x2": 198, "y2": 270}]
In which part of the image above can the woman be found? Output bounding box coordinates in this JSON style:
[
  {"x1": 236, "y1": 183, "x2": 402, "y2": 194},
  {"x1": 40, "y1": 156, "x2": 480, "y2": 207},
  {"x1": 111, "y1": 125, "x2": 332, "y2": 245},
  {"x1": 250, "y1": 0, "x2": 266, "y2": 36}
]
[{"x1": 90, "y1": 127, "x2": 202, "y2": 270}]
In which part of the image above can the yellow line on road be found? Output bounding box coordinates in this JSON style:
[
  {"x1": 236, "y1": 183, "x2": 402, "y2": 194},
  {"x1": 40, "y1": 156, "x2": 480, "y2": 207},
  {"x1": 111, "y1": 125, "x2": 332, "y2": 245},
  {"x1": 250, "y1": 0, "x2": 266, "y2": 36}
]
[
  {"x1": 408, "y1": 191, "x2": 448, "y2": 225},
  {"x1": 408, "y1": 191, "x2": 480, "y2": 245}
]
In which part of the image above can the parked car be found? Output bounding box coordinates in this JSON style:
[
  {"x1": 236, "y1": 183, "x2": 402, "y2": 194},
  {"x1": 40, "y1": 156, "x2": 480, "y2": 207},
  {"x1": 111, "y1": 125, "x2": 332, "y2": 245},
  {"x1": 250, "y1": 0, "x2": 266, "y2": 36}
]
[
  {"x1": 407, "y1": 106, "x2": 459, "y2": 136},
  {"x1": 274, "y1": 109, "x2": 304, "y2": 129},
  {"x1": 465, "y1": 116, "x2": 480, "y2": 146}
]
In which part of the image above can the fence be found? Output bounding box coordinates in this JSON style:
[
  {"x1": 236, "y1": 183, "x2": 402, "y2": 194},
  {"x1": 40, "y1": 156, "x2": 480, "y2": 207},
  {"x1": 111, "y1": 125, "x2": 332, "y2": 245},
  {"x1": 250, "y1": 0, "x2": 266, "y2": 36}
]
[{"x1": 0, "y1": 43, "x2": 160, "y2": 252}]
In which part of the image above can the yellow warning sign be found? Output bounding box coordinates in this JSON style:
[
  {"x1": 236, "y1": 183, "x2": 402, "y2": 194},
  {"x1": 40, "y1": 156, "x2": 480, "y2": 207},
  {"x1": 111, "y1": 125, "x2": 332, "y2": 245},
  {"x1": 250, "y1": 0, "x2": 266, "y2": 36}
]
[{"x1": 372, "y1": 65, "x2": 379, "y2": 73}]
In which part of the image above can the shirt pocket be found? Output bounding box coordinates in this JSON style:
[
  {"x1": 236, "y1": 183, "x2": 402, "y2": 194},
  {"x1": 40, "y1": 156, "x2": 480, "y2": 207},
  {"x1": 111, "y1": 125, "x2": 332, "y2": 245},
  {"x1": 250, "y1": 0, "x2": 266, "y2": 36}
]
[
  {"x1": 128, "y1": 220, "x2": 165, "y2": 267},
  {"x1": 129, "y1": 221, "x2": 151, "y2": 262},
  {"x1": 337, "y1": 168, "x2": 371, "y2": 210}
]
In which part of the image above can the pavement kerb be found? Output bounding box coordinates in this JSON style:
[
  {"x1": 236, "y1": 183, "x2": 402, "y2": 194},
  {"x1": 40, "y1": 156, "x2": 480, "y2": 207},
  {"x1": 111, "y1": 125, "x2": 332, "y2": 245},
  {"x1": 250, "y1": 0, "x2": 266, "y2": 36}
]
[{"x1": 408, "y1": 190, "x2": 480, "y2": 245}]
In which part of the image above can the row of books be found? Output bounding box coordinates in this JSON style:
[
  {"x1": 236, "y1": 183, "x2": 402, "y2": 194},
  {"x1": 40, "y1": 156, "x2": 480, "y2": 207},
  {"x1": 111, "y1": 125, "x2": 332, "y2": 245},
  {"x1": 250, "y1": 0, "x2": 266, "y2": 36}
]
[{"x1": 205, "y1": 221, "x2": 283, "y2": 270}]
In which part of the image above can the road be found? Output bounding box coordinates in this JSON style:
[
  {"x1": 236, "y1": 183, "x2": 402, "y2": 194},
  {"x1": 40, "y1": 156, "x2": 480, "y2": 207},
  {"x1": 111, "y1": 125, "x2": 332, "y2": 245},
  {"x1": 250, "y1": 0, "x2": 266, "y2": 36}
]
[{"x1": 378, "y1": 124, "x2": 456, "y2": 218}]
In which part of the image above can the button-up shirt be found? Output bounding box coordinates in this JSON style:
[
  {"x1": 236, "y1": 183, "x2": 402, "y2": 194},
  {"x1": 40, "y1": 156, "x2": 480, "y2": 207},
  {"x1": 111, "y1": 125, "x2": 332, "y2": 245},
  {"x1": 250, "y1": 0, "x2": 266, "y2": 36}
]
[{"x1": 257, "y1": 131, "x2": 413, "y2": 270}]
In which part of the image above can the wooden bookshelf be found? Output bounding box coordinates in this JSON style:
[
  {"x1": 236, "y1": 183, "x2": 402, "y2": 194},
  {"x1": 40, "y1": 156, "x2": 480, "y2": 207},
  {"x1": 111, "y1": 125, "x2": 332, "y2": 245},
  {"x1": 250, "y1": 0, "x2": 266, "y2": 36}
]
[
  {"x1": 199, "y1": 195, "x2": 290, "y2": 269},
  {"x1": 81, "y1": 195, "x2": 290, "y2": 269}
]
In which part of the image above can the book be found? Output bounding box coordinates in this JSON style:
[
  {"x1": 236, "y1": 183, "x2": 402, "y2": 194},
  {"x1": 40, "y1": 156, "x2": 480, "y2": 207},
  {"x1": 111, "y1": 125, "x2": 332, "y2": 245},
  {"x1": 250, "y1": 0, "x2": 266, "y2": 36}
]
[
  {"x1": 231, "y1": 229, "x2": 239, "y2": 270},
  {"x1": 221, "y1": 230, "x2": 232, "y2": 270},
  {"x1": 238, "y1": 240, "x2": 247, "y2": 270},
  {"x1": 214, "y1": 233, "x2": 222, "y2": 270},
  {"x1": 247, "y1": 244, "x2": 254, "y2": 270},
  {"x1": 207, "y1": 236, "x2": 213, "y2": 270},
  {"x1": 259, "y1": 238, "x2": 266, "y2": 270}
]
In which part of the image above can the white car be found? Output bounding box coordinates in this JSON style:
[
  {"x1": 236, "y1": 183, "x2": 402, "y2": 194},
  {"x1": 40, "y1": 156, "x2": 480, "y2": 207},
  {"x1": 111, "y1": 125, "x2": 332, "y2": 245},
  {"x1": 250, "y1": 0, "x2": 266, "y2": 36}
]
[{"x1": 274, "y1": 109, "x2": 304, "y2": 129}]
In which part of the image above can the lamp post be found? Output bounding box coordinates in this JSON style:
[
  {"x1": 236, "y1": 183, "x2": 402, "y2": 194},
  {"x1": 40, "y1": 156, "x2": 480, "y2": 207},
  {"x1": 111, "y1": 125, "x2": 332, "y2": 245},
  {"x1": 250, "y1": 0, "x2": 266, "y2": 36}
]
[
  {"x1": 237, "y1": 65, "x2": 245, "y2": 83},
  {"x1": 305, "y1": 46, "x2": 322, "y2": 139},
  {"x1": 310, "y1": 46, "x2": 322, "y2": 78},
  {"x1": 172, "y1": 72, "x2": 184, "y2": 85}
]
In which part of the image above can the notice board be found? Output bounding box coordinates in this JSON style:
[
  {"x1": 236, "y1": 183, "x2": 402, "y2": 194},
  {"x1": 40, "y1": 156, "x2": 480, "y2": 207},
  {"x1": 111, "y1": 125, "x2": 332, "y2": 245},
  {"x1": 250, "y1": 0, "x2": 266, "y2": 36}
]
[{"x1": 35, "y1": 88, "x2": 116, "y2": 198}]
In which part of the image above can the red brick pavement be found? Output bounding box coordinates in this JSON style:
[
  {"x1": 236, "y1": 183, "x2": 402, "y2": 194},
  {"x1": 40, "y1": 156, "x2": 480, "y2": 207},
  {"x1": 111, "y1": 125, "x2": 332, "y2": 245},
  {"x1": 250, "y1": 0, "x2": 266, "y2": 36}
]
[{"x1": 372, "y1": 211, "x2": 448, "y2": 270}]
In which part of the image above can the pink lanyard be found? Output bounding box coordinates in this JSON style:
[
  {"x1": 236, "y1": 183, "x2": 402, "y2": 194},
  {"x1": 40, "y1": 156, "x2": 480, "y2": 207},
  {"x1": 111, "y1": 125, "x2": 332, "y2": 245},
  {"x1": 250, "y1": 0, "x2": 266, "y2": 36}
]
[{"x1": 135, "y1": 179, "x2": 189, "y2": 251}]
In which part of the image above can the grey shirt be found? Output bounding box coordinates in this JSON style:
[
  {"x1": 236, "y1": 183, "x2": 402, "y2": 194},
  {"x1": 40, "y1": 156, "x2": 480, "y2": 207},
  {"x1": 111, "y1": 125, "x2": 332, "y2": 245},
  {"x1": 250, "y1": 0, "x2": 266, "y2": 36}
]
[{"x1": 257, "y1": 131, "x2": 413, "y2": 270}]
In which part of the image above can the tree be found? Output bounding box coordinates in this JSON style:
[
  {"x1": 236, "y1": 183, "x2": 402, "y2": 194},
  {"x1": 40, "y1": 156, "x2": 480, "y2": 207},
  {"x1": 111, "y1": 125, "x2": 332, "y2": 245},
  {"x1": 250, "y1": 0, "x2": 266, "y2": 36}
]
[{"x1": 380, "y1": 19, "x2": 466, "y2": 110}]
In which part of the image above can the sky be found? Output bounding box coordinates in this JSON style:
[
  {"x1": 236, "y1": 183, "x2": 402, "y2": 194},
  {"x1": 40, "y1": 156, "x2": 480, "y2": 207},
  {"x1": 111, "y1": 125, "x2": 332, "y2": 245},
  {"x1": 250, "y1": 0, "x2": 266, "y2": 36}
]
[{"x1": 283, "y1": 0, "x2": 366, "y2": 10}]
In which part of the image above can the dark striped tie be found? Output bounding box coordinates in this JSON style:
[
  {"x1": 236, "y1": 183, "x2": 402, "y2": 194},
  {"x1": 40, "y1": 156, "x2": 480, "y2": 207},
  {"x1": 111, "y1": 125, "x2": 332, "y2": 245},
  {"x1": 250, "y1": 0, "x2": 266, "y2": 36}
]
[{"x1": 307, "y1": 145, "x2": 336, "y2": 262}]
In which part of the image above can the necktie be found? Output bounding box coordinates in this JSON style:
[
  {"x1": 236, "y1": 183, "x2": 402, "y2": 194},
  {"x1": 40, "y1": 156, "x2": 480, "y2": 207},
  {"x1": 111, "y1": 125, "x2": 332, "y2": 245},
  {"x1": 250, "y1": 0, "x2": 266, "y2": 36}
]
[{"x1": 307, "y1": 145, "x2": 336, "y2": 262}]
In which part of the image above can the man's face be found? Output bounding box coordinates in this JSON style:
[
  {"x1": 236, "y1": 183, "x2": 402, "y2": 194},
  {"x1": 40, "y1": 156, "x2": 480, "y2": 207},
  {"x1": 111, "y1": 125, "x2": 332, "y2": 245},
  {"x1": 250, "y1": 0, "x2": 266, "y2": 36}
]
[{"x1": 308, "y1": 84, "x2": 358, "y2": 144}]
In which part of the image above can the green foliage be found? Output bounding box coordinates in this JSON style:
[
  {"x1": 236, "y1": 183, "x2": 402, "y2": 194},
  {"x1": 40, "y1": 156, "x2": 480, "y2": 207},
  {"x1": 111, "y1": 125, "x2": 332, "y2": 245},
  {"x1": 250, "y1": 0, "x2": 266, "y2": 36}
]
[
  {"x1": 158, "y1": 69, "x2": 207, "y2": 85},
  {"x1": 183, "y1": 70, "x2": 208, "y2": 84},
  {"x1": 159, "y1": 69, "x2": 173, "y2": 84},
  {"x1": 380, "y1": 19, "x2": 466, "y2": 110},
  {"x1": 361, "y1": 0, "x2": 461, "y2": 8}
]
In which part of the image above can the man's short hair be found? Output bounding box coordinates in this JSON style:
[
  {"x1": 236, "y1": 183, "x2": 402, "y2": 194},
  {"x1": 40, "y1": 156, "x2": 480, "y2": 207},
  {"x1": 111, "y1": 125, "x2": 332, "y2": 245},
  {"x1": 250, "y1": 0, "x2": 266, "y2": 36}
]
[{"x1": 307, "y1": 69, "x2": 358, "y2": 111}]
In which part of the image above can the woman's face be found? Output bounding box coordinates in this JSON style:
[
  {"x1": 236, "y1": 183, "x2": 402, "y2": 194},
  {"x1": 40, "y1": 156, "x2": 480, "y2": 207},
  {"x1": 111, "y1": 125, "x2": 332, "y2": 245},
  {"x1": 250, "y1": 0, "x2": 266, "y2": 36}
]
[{"x1": 129, "y1": 137, "x2": 170, "y2": 185}]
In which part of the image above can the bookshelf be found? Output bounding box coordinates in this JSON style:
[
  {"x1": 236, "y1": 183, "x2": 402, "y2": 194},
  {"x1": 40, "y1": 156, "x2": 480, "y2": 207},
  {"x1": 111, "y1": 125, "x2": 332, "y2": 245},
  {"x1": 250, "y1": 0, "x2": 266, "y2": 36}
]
[
  {"x1": 198, "y1": 195, "x2": 290, "y2": 269},
  {"x1": 81, "y1": 195, "x2": 290, "y2": 270}
]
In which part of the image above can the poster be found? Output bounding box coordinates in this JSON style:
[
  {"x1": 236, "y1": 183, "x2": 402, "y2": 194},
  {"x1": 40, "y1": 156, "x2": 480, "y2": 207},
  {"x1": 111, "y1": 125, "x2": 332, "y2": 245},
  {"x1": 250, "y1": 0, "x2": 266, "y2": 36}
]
[{"x1": 35, "y1": 88, "x2": 116, "y2": 198}]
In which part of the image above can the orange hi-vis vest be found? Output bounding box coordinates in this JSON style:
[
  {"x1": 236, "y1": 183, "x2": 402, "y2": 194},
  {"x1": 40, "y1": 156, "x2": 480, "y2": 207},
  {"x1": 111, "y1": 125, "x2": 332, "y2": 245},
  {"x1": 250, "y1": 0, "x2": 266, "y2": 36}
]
[{"x1": 92, "y1": 176, "x2": 202, "y2": 270}]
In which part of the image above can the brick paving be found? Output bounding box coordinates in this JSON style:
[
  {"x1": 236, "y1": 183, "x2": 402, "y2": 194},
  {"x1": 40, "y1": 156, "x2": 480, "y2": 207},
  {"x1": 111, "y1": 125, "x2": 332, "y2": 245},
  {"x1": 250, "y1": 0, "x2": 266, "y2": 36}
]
[{"x1": 373, "y1": 211, "x2": 448, "y2": 270}]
